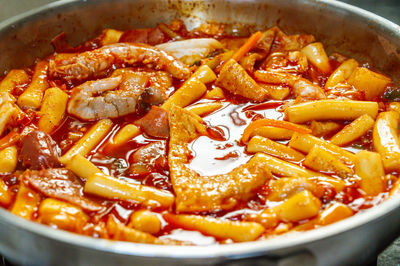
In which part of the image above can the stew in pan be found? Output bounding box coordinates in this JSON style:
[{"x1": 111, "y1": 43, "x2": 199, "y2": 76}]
[{"x1": 0, "y1": 20, "x2": 399, "y2": 245}]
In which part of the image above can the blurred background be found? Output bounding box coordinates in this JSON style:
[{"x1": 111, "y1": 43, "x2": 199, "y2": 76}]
[
  {"x1": 0, "y1": 0, "x2": 399, "y2": 265},
  {"x1": 339, "y1": 0, "x2": 399, "y2": 25},
  {"x1": 0, "y1": 0, "x2": 399, "y2": 25}
]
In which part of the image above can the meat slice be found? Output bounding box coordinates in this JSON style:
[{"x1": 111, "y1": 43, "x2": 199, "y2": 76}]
[
  {"x1": 271, "y1": 28, "x2": 315, "y2": 52},
  {"x1": 20, "y1": 131, "x2": 61, "y2": 170},
  {"x1": 138, "y1": 87, "x2": 167, "y2": 111},
  {"x1": 130, "y1": 141, "x2": 168, "y2": 175},
  {"x1": 216, "y1": 59, "x2": 269, "y2": 102},
  {"x1": 254, "y1": 70, "x2": 326, "y2": 100},
  {"x1": 119, "y1": 28, "x2": 167, "y2": 45},
  {"x1": 23, "y1": 168, "x2": 104, "y2": 212},
  {"x1": 134, "y1": 106, "x2": 169, "y2": 138},
  {"x1": 168, "y1": 106, "x2": 272, "y2": 213},
  {"x1": 255, "y1": 27, "x2": 277, "y2": 54}
]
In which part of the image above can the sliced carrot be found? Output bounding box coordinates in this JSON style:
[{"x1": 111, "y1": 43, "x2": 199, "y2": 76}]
[
  {"x1": 218, "y1": 31, "x2": 263, "y2": 72},
  {"x1": 0, "y1": 131, "x2": 20, "y2": 150},
  {"x1": 231, "y1": 31, "x2": 262, "y2": 62},
  {"x1": 242, "y1": 118, "x2": 311, "y2": 143}
]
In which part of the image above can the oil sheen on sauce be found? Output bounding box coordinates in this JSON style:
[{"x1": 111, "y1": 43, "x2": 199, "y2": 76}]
[{"x1": 189, "y1": 99, "x2": 283, "y2": 175}]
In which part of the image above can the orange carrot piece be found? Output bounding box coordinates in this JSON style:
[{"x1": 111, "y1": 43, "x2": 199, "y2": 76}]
[
  {"x1": 242, "y1": 119, "x2": 311, "y2": 143},
  {"x1": 218, "y1": 31, "x2": 263, "y2": 72},
  {"x1": 0, "y1": 131, "x2": 20, "y2": 150},
  {"x1": 231, "y1": 31, "x2": 262, "y2": 62}
]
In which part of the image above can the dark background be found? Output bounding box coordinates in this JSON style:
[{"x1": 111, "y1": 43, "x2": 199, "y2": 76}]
[
  {"x1": 340, "y1": 0, "x2": 400, "y2": 25},
  {"x1": 0, "y1": 0, "x2": 399, "y2": 265}
]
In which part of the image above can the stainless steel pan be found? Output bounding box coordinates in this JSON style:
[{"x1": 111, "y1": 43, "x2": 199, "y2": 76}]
[{"x1": 0, "y1": 1, "x2": 400, "y2": 265}]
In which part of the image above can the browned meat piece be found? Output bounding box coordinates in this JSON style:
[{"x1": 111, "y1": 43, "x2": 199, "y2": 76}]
[
  {"x1": 261, "y1": 51, "x2": 309, "y2": 75},
  {"x1": 293, "y1": 79, "x2": 326, "y2": 100},
  {"x1": 168, "y1": 105, "x2": 272, "y2": 213},
  {"x1": 271, "y1": 28, "x2": 315, "y2": 52},
  {"x1": 20, "y1": 131, "x2": 61, "y2": 170},
  {"x1": 135, "y1": 106, "x2": 169, "y2": 138},
  {"x1": 254, "y1": 70, "x2": 326, "y2": 100},
  {"x1": 23, "y1": 168, "x2": 104, "y2": 212},
  {"x1": 255, "y1": 27, "x2": 277, "y2": 54},
  {"x1": 115, "y1": 68, "x2": 170, "y2": 111},
  {"x1": 119, "y1": 28, "x2": 167, "y2": 45},
  {"x1": 111, "y1": 68, "x2": 172, "y2": 94},
  {"x1": 216, "y1": 59, "x2": 269, "y2": 102},
  {"x1": 239, "y1": 53, "x2": 264, "y2": 73},
  {"x1": 130, "y1": 141, "x2": 168, "y2": 175},
  {"x1": 138, "y1": 87, "x2": 168, "y2": 111},
  {"x1": 189, "y1": 22, "x2": 225, "y2": 38}
]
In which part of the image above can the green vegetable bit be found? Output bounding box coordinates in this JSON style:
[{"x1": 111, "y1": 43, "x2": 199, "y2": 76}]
[
  {"x1": 193, "y1": 60, "x2": 201, "y2": 66},
  {"x1": 383, "y1": 86, "x2": 400, "y2": 101},
  {"x1": 351, "y1": 144, "x2": 364, "y2": 149}
]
